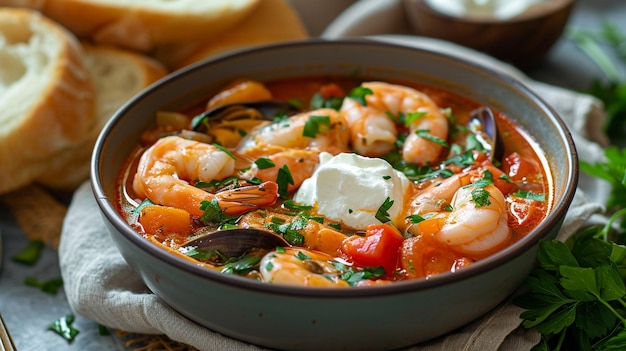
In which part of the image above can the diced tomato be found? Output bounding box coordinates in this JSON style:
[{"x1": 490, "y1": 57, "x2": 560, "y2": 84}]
[
  {"x1": 507, "y1": 196, "x2": 546, "y2": 232},
  {"x1": 319, "y1": 83, "x2": 346, "y2": 99},
  {"x1": 400, "y1": 233, "x2": 473, "y2": 279},
  {"x1": 340, "y1": 223, "x2": 404, "y2": 277},
  {"x1": 479, "y1": 162, "x2": 517, "y2": 195},
  {"x1": 503, "y1": 152, "x2": 540, "y2": 182}
]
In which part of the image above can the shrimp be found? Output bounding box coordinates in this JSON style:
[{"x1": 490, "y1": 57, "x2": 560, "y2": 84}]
[
  {"x1": 206, "y1": 80, "x2": 272, "y2": 109},
  {"x1": 340, "y1": 96, "x2": 398, "y2": 156},
  {"x1": 132, "y1": 135, "x2": 278, "y2": 217},
  {"x1": 406, "y1": 172, "x2": 472, "y2": 219},
  {"x1": 259, "y1": 248, "x2": 349, "y2": 287},
  {"x1": 241, "y1": 149, "x2": 320, "y2": 193},
  {"x1": 437, "y1": 184, "x2": 510, "y2": 259},
  {"x1": 342, "y1": 82, "x2": 448, "y2": 165},
  {"x1": 237, "y1": 108, "x2": 350, "y2": 156}
]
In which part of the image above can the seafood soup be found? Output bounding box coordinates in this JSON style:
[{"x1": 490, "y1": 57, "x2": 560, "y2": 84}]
[{"x1": 116, "y1": 76, "x2": 552, "y2": 287}]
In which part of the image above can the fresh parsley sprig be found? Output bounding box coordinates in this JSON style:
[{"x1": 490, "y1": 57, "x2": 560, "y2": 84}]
[
  {"x1": 516, "y1": 142, "x2": 626, "y2": 349},
  {"x1": 514, "y1": 208, "x2": 626, "y2": 351}
]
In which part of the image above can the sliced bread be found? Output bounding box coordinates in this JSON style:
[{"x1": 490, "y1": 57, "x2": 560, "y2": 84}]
[
  {"x1": 0, "y1": 8, "x2": 95, "y2": 194},
  {"x1": 36, "y1": 43, "x2": 169, "y2": 190},
  {"x1": 0, "y1": 0, "x2": 261, "y2": 52},
  {"x1": 155, "y1": 0, "x2": 309, "y2": 70}
]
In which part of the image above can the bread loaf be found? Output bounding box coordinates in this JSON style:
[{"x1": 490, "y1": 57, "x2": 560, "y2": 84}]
[
  {"x1": 0, "y1": 0, "x2": 261, "y2": 52},
  {"x1": 37, "y1": 43, "x2": 169, "y2": 189},
  {"x1": 155, "y1": 0, "x2": 309, "y2": 70},
  {"x1": 0, "y1": 8, "x2": 95, "y2": 194}
]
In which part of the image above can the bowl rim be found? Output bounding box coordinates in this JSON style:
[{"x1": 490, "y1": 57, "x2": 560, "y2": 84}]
[
  {"x1": 92, "y1": 37, "x2": 579, "y2": 298},
  {"x1": 409, "y1": 0, "x2": 576, "y2": 24}
]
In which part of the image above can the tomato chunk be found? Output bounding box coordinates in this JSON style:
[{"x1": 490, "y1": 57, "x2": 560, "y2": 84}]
[{"x1": 340, "y1": 223, "x2": 404, "y2": 277}]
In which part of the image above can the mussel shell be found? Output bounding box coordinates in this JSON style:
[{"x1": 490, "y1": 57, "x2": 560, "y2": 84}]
[
  {"x1": 191, "y1": 100, "x2": 301, "y2": 131},
  {"x1": 469, "y1": 107, "x2": 505, "y2": 162},
  {"x1": 182, "y1": 228, "x2": 290, "y2": 260}
]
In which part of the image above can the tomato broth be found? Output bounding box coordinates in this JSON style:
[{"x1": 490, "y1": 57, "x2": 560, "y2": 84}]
[{"x1": 116, "y1": 76, "x2": 551, "y2": 286}]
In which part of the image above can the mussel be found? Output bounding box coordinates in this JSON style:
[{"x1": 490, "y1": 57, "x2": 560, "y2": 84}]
[
  {"x1": 469, "y1": 107, "x2": 504, "y2": 162},
  {"x1": 191, "y1": 100, "x2": 301, "y2": 131},
  {"x1": 181, "y1": 228, "x2": 290, "y2": 264}
]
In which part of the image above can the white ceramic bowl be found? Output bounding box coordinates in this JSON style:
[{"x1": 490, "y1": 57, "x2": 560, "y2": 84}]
[{"x1": 92, "y1": 39, "x2": 577, "y2": 351}]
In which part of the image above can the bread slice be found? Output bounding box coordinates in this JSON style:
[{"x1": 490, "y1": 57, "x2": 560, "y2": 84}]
[
  {"x1": 155, "y1": 0, "x2": 309, "y2": 70},
  {"x1": 36, "y1": 43, "x2": 169, "y2": 190},
  {"x1": 0, "y1": 8, "x2": 95, "y2": 194},
  {"x1": 1, "y1": 0, "x2": 262, "y2": 52}
]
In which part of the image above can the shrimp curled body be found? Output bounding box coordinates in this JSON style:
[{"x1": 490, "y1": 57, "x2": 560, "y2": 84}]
[
  {"x1": 260, "y1": 248, "x2": 349, "y2": 287},
  {"x1": 133, "y1": 135, "x2": 278, "y2": 216},
  {"x1": 342, "y1": 82, "x2": 448, "y2": 165},
  {"x1": 438, "y1": 184, "x2": 510, "y2": 259}
]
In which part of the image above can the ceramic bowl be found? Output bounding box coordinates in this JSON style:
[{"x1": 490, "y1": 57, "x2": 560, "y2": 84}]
[
  {"x1": 403, "y1": 0, "x2": 576, "y2": 68},
  {"x1": 92, "y1": 39, "x2": 577, "y2": 351}
]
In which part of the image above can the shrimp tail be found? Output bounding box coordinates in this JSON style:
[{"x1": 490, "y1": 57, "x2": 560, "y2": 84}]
[{"x1": 215, "y1": 181, "x2": 279, "y2": 215}]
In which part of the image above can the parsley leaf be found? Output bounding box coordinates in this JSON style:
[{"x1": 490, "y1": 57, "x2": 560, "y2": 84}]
[
  {"x1": 199, "y1": 198, "x2": 239, "y2": 226},
  {"x1": 347, "y1": 86, "x2": 373, "y2": 106},
  {"x1": 302, "y1": 115, "x2": 331, "y2": 138},
  {"x1": 12, "y1": 240, "x2": 45, "y2": 265},
  {"x1": 48, "y1": 314, "x2": 80, "y2": 342},
  {"x1": 375, "y1": 197, "x2": 394, "y2": 223}
]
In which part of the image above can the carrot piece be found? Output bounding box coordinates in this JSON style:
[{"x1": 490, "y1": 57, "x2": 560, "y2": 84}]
[
  {"x1": 415, "y1": 216, "x2": 446, "y2": 235},
  {"x1": 139, "y1": 205, "x2": 192, "y2": 237},
  {"x1": 311, "y1": 226, "x2": 348, "y2": 256}
]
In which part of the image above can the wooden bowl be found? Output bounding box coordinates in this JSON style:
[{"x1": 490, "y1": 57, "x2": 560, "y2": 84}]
[{"x1": 403, "y1": 0, "x2": 576, "y2": 68}]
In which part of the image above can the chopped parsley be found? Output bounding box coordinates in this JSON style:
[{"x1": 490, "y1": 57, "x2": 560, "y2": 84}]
[
  {"x1": 513, "y1": 190, "x2": 546, "y2": 202},
  {"x1": 406, "y1": 214, "x2": 426, "y2": 224},
  {"x1": 221, "y1": 255, "x2": 262, "y2": 275},
  {"x1": 405, "y1": 111, "x2": 427, "y2": 126},
  {"x1": 310, "y1": 92, "x2": 344, "y2": 110},
  {"x1": 347, "y1": 86, "x2": 373, "y2": 106},
  {"x1": 212, "y1": 143, "x2": 236, "y2": 160},
  {"x1": 267, "y1": 215, "x2": 306, "y2": 245},
  {"x1": 415, "y1": 129, "x2": 449, "y2": 147},
  {"x1": 12, "y1": 239, "x2": 45, "y2": 265},
  {"x1": 199, "y1": 198, "x2": 239, "y2": 226},
  {"x1": 302, "y1": 115, "x2": 331, "y2": 138},
  {"x1": 283, "y1": 199, "x2": 312, "y2": 211},
  {"x1": 48, "y1": 314, "x2": 79, "y2": 342},
  {"x1": 375, "y1": 197, "x2": 394, "y2": 223},
  {"x1": 276, "y1": 164, "x2": 294, "y2": 199},
  {"x1": 254, "y1": 157, "x2": 275, "y2": 169},
  {"x1": 331, "y1": 261, "x2": 386, "y2": 286},
  {"x1": 24, "y1": 276, "x2": 63, "y2": 295}
]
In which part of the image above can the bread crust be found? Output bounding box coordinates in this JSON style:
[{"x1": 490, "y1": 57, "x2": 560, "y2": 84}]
[
  {"x1": 0, "y1": 8, "x2": 95, "y2": 194},
  {"x1": 37, "y1": 43, "x2": 169, "y2": 189},
  {"x1": 156, "y1": 0, "x2": 309, "y2": 70},
  {"x1": 39, "y1": 0, "x2": 261, "y2": 52}
]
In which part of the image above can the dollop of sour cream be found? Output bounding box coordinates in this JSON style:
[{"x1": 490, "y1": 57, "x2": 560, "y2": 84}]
[{"x1": 293, "y1": 152, "x2": 410, "y2": 230}]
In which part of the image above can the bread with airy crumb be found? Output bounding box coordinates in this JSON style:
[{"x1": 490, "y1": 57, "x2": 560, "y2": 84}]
[
  {"x1": 155, "y1": 0, "x2": 309, "y2": 70},
  {"x1": 0, "y1": 0, "x2": 261, "y2": 52},
  {"x1": 37, "y1": 43, "x2": 169, "y2": 190},
  {"x1": 0, "y1": 8, "x2": 95, "y2": 194}
]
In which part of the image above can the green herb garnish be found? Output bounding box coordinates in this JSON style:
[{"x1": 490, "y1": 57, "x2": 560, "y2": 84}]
[
  {"x1": 48, "y1": 314, "x2": 79, "y2": 342},
  {"x1": 276, "y1": 164, "x2": 294, "y2": 199},
  {"x1": 12, "y1": 240, "x2": 45, "y2": 265},
  {"x1": 302, "y1": 115, "x2": 331, "y2": 138},
  {"x1": 375, "y1": 197, "x2": 394, "y2": 223},
  {"x1": 347, "y1": 86, "x2": 373, "y2": 106},
  {"x1": 24, "y1": 276, "x2": 63, "y2": 295},
  {"x1": 255, "y1": 157, "x2": 276, "y2": 169}
]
